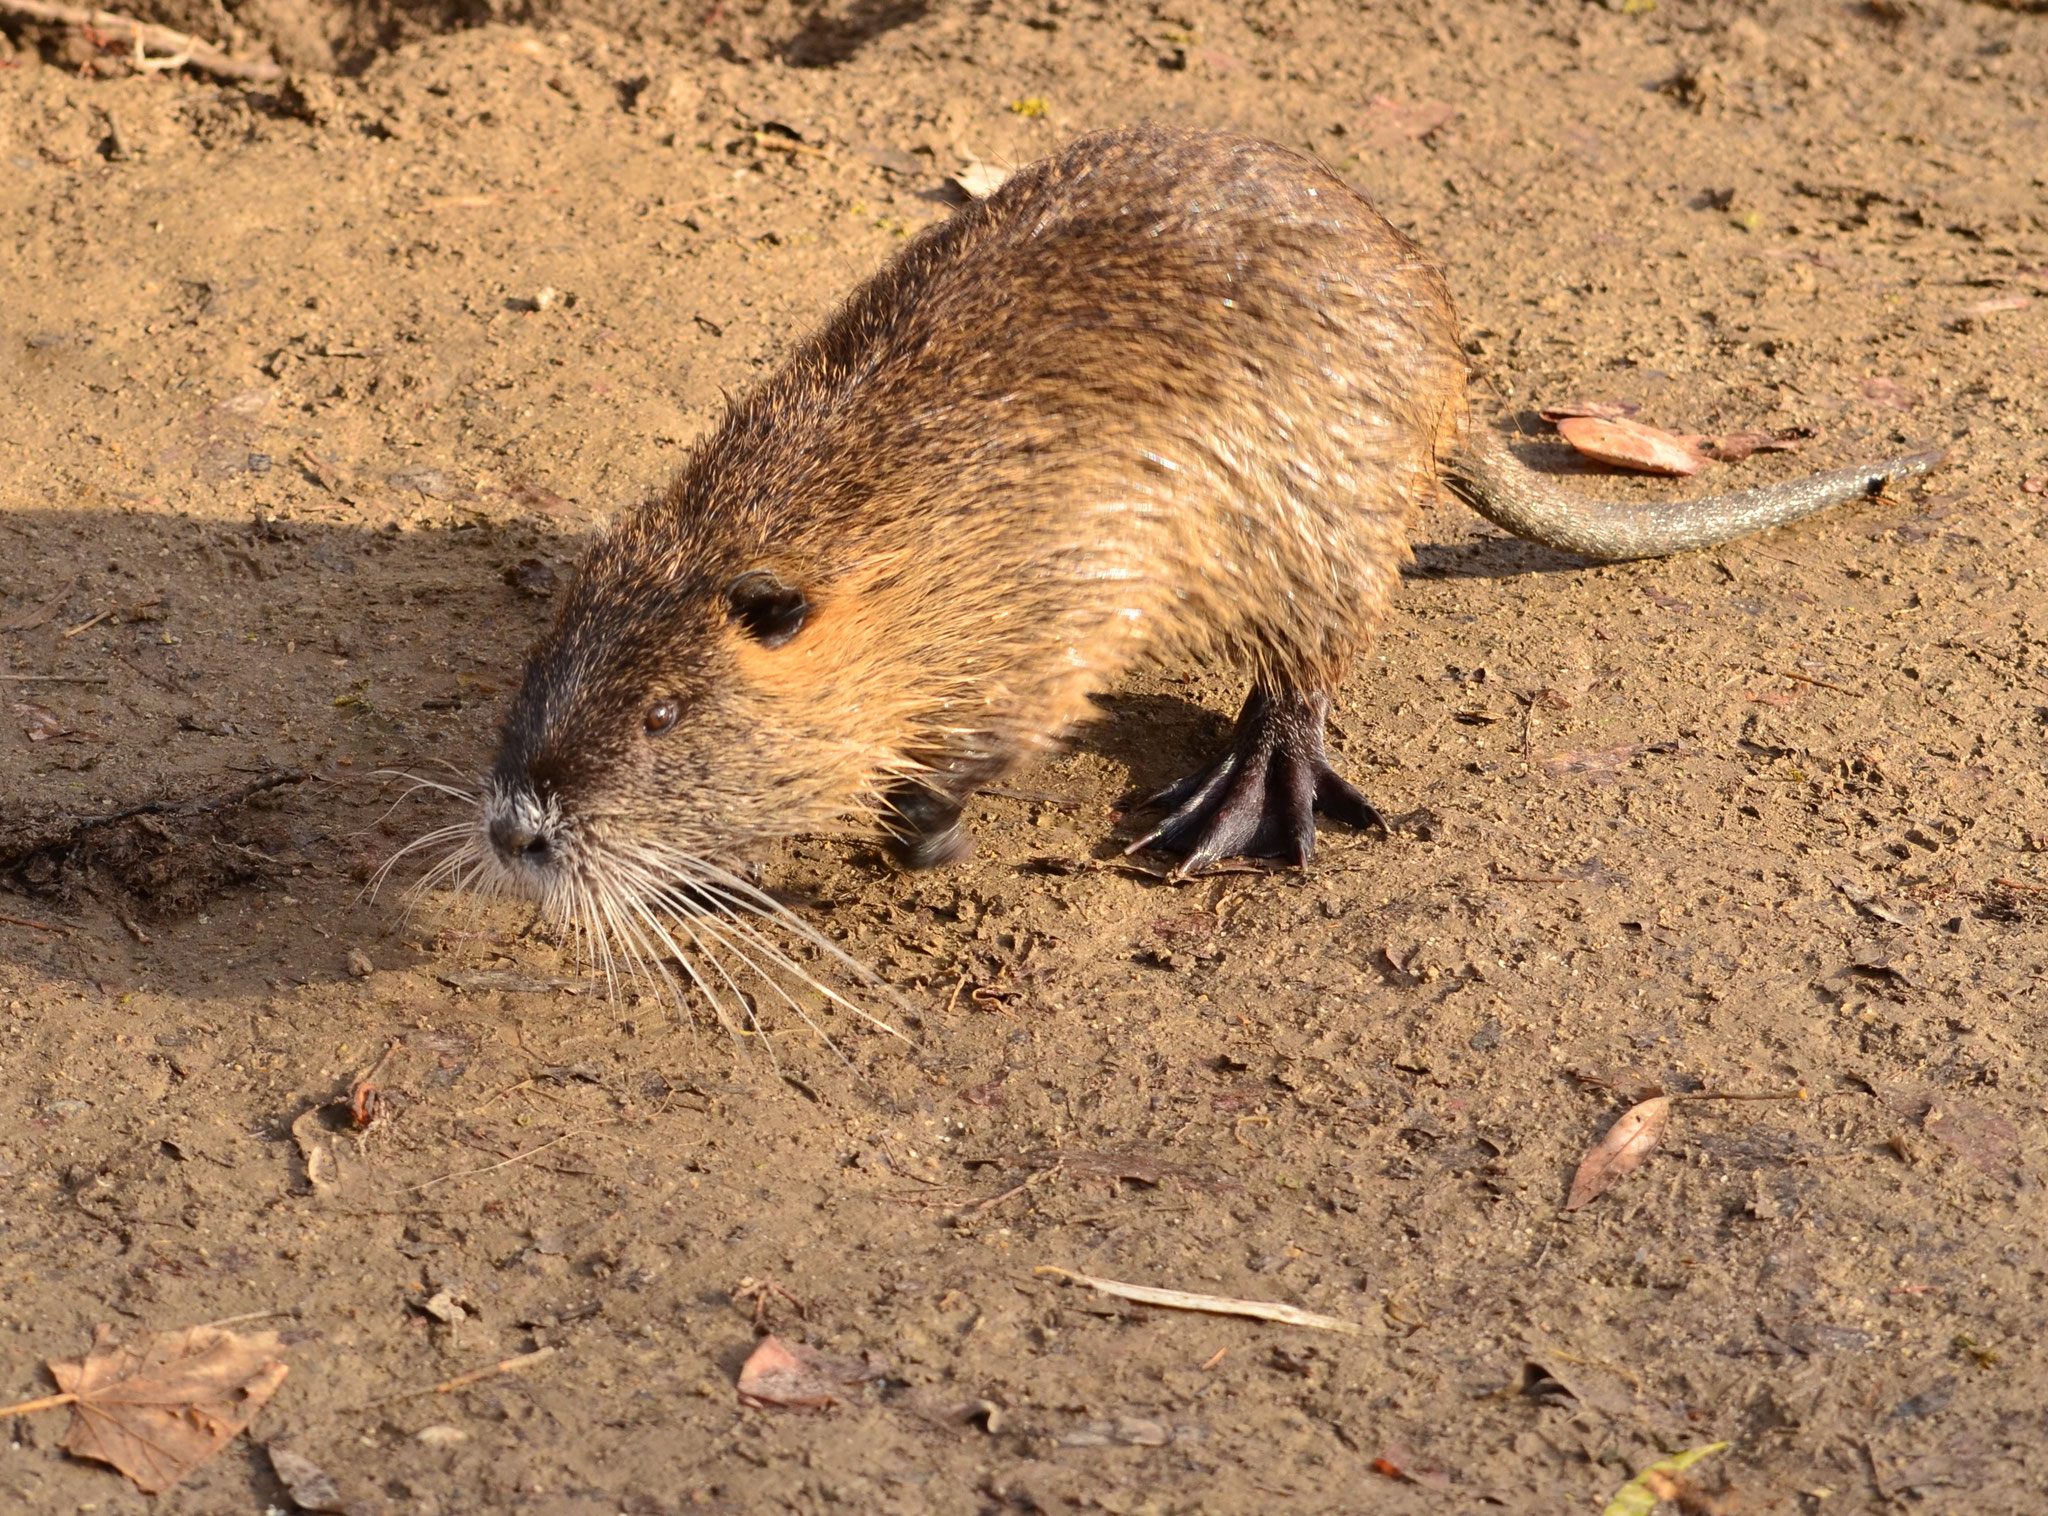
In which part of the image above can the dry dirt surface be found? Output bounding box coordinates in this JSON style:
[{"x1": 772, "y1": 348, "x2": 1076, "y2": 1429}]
[{"x1": 3, "y1": 1, "x2": 2048, "y2": 1512}]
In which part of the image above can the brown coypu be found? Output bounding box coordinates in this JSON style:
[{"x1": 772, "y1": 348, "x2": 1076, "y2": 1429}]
[{"x1": 442, "y1": 124, "x2": 1935, "y2": 1004}]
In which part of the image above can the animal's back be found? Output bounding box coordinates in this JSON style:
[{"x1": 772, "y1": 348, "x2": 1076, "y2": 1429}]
[{"x1": 643, "y1": 124, "x2": 1468, "y2": 770}]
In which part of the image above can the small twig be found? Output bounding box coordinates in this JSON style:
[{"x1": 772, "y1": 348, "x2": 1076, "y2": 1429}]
[
  {"x1": 751, "y1": 131, "x2": 831, "y2": 158},
  {"x1": 110, "y1": 651, "x2": 186, "y2": 696},
  {"x1": 0, "y1": 911, "x2": 67, "y2": 934},
  {"x1": 1035, "y1": 1267, "x2": 1368, "y2": 1336},
  {"x1": 198, "y1": 1308, "x2": 294, "y2": 1330},
  {"x1": 732, "y1": 1275, "x2": 808, "y2": 1328},
  {"x1": 61, "y1": 610, "x2": 112, "y2": 639},
  {"x1": 0, "y1": 578, "x2": 77, "y2": 634},
  {"x1": 465, "y1": 1077, "x2": 534, "y2": 1115},
  {"x1": 0, "y1": 0, "x2": 283, "y2": 81},
  {"x1": 412, "y1": 1130, "x2": 577, "y2": 1191},
  {"x1": 1764, "y1": 666, "x2": 1857, "y2": 695},
  {"x1": 0, "y1": 673, "x2": 109, "y2": 684},
  {"x1": 964, "y1": 1159, "x2": 1064, "y2": 1215},
  {"x1": 1992, "y1": 877, "x2": 2048, "y2": 894},
  {"x1": 347, "y1": 1347, "x2": 557, "y2": 1413}
]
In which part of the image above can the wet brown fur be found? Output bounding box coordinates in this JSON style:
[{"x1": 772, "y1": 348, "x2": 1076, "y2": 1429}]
[{"x1": 501, "y1": 123, "x2": 1467, "y2": 862}]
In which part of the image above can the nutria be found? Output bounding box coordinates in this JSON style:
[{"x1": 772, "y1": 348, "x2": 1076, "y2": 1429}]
[{"x1": 432, "y1": 124, "x2": 1933, "y2": 1007}]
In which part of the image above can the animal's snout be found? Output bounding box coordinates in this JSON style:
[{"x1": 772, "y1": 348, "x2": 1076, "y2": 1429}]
[{"x1": 489, "y1": 812, "x2": 551, "y2": 865}]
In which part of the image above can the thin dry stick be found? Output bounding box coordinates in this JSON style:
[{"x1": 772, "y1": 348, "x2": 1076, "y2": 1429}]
[
  {"x1": 1672, "y1": 1088, "x2": 1808, "y2": 1105},
  {"x1": 0, "y1": 673, "x2": 109, "y2": 684},
  {"x1": 1764, "y1": 666, "x2": 1857, "y2": 695},
  {"x1": 348, "y1": 1347, "x2": 556, "y2": 1413},
  {"x1": 0, "y1": 912, "x2": 67, "y2": 935},
  {"x1": 412, "y1": 1130, "x2": 578, "y2": 1192},
  {"x1": 0, "y1": 0, "x2": 284, "y2": 81},
  {"x1": 1035, "y1": 1267, "x2": 1368, "y2": 1336}
]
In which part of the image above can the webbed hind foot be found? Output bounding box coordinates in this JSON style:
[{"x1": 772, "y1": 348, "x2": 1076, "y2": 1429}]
[{"x1": 1124, "y1": 688, "x2": 1384, "y2": 876}]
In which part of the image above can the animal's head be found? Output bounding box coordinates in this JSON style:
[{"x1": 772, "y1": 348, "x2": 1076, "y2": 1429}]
[{"x1": 480, "y1": 516, "x2": 899, "y2": 905}]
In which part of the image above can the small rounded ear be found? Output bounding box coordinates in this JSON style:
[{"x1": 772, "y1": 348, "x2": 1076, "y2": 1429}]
[{"x1": 726, "y1": 569, "x2": 809, "y2": 648}]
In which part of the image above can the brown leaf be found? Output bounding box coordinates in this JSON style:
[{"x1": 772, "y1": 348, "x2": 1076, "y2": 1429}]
[
  {"x1": 1880, "y1": 1083, "x2": 2021, "y2": 1182},
  {"x1": 1554, "y1": 416, "x2": 1707, "y2": 476},
  {"x1": 1371, "y1": 1443, "x2": 1453, "y2": 1489},
  {"x1": 267, "y1": 1443, "x2": 361, "y2": 1514},
  {"x1": 1540, "y1": 743, "x2": 1647, "y2": 784},
  {"x1": 1360, "y1": 95, "x2": 1458, "y2": 144},
  {"x1": 1538, "y1": 398, "x2": 1642, "y2": 422},
  {"x1": 499, "y1": 558, "x2": 558, "y2": 597},
  {"x1": 735, "y1": 1335, "x2": 880, "y2": 1410},
  {"x1": 48, "y1": 1324, "x2": 290, "y2": 1493},
  {"x1": 1859, "y1": 375, "x2": 1919, "y2": 411},
  {"x1": 0, "y1": 578, "x2": 77, "y2": 633},
  {"x1": 1566, "y1": 1096, "x2": 1671, "y2": 1210},
  {"x1": 13, "y1": 701, "x2": 69, "y2": 743},
  {"x1": 1698, "y1": 428, "x2": 1809, "y2": 462}
]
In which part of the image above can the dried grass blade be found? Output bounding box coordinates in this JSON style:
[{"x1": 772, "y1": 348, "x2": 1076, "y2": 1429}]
[{"x1": 1036, "y1": 1267, "x2": 1367, "y2": 1336}]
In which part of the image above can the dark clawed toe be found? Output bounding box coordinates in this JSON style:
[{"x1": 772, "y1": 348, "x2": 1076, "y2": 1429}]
[
  {"x1": 1124, "y1": 687, "x2": 1384, "y2": 873},
  {"x1": 884, "y1": 781, "x2": 973, "y2": 869}
]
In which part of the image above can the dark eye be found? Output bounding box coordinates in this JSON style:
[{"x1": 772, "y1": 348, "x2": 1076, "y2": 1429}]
[
  {"x1": 644, "y1": 700, "x2": 680, "y2": 736},
  {"x1": 726, "y1": 569, "x2": 809, "y2": 648}
]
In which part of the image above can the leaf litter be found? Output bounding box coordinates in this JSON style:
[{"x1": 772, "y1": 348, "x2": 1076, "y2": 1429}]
[
  {"x1": 1566, "y1": 1095, "x2": 1673, "y2": 1210},
  {"x1": 267, "y1": 1442, "x2": 369, "y2": 1515},
  {"x1": 736, "y1": 1335, "x2": 884, "y2": 1410},
  {"x1": 1541, "y1": 402, "x2": 1809, "y2": 474},
  {"x1": 0, "y1": 1323, "x2": 289, "y2": 1494},
  {"x1": 1601, "y1": 1441, "x2": 1729, "y2": 1516},
  {"x1": 1566, "y1": 1088, "x2": 1810, "y2": 1210}
]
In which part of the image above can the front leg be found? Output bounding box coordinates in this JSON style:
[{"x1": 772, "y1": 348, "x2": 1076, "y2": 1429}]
[
  {"x1": 882, "y1": 756, "x2": 1009, "y2": 869},
  {"x1": 1125, "y1": 687, "x2": 1384, "y2": 875}
]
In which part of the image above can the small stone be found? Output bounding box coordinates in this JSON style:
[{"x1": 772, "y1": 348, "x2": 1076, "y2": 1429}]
[
  {"x1": 345, "y1": 947, "x2": 374, "y2": 978},
  {"x1": 415, "y1": 1425, "x2": 467, "y2": 1448}
]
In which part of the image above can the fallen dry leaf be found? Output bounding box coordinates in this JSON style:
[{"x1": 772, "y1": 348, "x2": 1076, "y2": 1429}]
[
  {"x1": 1566, "y1": 1096, "x2": 1672, "y2": 1210},
  {"x1": 1697, "y1": 427, "x2": 1809, "y2": 462},
  {"x1": 290, "y1": 1106, "x2": 338, "y2": 1192},
  {"x1": 1554, "y1": 416, "x2": 1707, "y2": 475},
  {"x1": 1371, "y1": 1443, "x2": 1453, "y2": 1490},
  {"x1": 1860, "y1": 375, "x2": 1919, "y2": 410},
  {"x1": 1957, "y1": 291, "x2": 2030, "y2": 319},
  {"x1": 36, "y1": 1324, "x2": 290, "y2": 1493},
  {"x1": 1540, "y1": 743, "x2": 1649, "y2": 784},
  {"x1": 952, "y1": 158, "x2": 1012, "y2": 199},
  {"x1": 1881, "y1": 1082, "x2": 2021, "y2": 1182},
  {"x1": 1538, "y1": 398, "x2": 1642, "y2": 422},
  {"x1": 13, "y1": 701, "x2": 69, "y2": 742},
  {"x1": 267, "y1": 1442, "x2": 361, "y2": 1514},
  {"x1": 0, "y1": 577, "x2": 76, "y2": 632},
  {"x1": 736, "y1": 1335, "x2": 880, "y2": 1409},
  {"x1": 1601, "y1": 1441, "x2": 1728, "y2": 1516},
  {"x1": 1360, "y1": 94, "x2": 1457, "y2": 144}
]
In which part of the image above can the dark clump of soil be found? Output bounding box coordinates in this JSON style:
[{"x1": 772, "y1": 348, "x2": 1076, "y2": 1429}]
[{"x1": 3, "y1": 1, "x2": 2048, "y2": 1513}]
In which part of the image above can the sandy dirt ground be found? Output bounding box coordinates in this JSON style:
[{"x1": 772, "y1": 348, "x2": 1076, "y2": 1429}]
[{"x1": 3, "y1": 0, "x2": 2047, "y2": 1511}]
